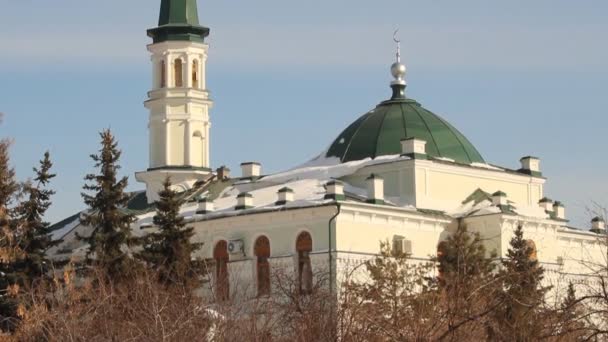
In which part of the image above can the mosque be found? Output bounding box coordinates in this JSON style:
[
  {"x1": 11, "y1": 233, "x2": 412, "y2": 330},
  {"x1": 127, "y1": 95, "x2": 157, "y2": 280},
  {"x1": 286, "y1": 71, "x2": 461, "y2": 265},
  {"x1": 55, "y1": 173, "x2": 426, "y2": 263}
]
[{"x1": 48, "y1": 0, "x2": 606, "y2": 299}]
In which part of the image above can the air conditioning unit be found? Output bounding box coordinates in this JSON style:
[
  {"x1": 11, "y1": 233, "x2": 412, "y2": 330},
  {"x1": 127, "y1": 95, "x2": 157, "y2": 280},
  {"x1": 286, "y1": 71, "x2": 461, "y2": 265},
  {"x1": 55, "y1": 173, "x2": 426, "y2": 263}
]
[
  {"x1": 392, "y1": 236, "x2": 412, "y2": 256},
  {"x1": 228, "y1": 239, "x2": 245, "y2": 256},
  {"x1": 556, "y1": 256, "x2": 564, "y2": 266}
]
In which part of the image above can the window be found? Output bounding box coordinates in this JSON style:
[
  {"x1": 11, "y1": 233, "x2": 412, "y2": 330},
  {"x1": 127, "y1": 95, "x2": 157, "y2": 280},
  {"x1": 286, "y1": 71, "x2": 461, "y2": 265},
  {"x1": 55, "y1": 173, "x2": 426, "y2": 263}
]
[
  {"x1": 296, "y1": 232, "x2": 313, "y2": 294},
  {"x1": 192, "y1": 60, "x2": 199, "y2": 88},
  {"x1": 392, "y1": 235, "x2": 411, "y2": 256},
  {"x1": 174, "y1": 59, "x2": 183, "y2": 87},
  {"x1": 160, "y1": 60, "x2": 166, "y2": 88},
  {"x1": 214, "y1": 240, "x2": 229, "y2": 301},
  {"x1": 254, "y1": 236, "x2": 271, "y2": 296},
  {"x1": 437, "y1": 241, "x2": 448, "y2": 280}
]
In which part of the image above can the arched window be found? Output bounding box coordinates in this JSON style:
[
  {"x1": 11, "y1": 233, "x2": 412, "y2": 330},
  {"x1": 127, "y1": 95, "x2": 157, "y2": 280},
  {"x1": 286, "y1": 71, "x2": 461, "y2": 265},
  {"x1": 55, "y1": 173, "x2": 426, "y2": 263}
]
[
  {"x1": 296, "y1": 232, "x2": 313, "y2": 294},
  {"x1": 160, "y1": 60, "x2": 166, "y2": 88},
  {"x1": 254, "y1": 236, "x2": 271, "y2": 296},
  {"x1": 436, "y1": 241, "x2": 449, "y2": 281},
  {"x1": 192, "y1": 60, "x2": 199, "y2": 88},
  {"x1": 214, "y1": 240, "x2": 229, "y2": 301},
  {"x1": 174, "y1": 59, "x2": 183, "y2": 87}
]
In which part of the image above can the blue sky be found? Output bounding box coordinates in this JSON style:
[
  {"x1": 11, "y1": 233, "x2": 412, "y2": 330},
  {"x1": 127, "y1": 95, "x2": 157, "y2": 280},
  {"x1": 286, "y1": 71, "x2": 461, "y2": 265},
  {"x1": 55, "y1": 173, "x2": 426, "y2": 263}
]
[{"x1": 1, "y1": 0, "x2": 607, "y2": 227}]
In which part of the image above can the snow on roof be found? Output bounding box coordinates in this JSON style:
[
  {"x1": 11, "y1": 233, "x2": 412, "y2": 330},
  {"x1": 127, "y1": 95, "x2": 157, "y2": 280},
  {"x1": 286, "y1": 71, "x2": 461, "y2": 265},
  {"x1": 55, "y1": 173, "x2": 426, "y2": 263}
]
[
  {"x1": 262, "y1": 154, "x2": 409, "y2": 185},
  {"x1": 449, "y1": 199, "x2": 501, "y2": 217},
  {"x1": 450, "y1": 196, "x2": 550, "y2": 220},
  {"x1": 470, "y1": 162, "x2": 504, "y2": 171},
  {"x1": 51, "y1": 215, "x2": 81, "y2": 241},
  {"x1": 135, "y1": 178, "x2": 333, "y2": 226},
  {"x1": 134, "y1": 155, "x2": 416, "y2": 225}
]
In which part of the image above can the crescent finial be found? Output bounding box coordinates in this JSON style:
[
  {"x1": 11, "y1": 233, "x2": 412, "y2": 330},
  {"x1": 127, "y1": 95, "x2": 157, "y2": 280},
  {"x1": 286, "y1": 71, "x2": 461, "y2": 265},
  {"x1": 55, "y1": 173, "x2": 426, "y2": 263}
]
[
  {"x1": 393, "y1": 29, "x2": 401, "y2": 63},
  {"x1": 393, "y1": 29, "x2": 401, "y2": 44}
]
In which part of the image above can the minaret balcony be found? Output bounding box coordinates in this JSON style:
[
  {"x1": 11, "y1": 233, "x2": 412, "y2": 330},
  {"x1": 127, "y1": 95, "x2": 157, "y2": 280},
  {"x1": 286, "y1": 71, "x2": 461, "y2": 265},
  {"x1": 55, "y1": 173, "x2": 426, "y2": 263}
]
[{"x1": 147, "y1": 87, "x2": 210, "y2": 101}]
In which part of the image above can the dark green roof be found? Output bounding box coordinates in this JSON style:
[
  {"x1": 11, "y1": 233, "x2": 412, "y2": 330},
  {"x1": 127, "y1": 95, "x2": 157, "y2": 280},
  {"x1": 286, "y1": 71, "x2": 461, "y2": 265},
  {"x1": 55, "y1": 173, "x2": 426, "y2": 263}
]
[
  {"x1": 148, "y1": 0, "x2": 209, "y2": 44},
  {"x1": 159, "y1": 0, "x2": 199, "y2": 26},
  {"x1": 326, "y1": 97, "x2": 484, "y2": 164},
  {"x1": 462, "y1": 188, "x2": 492, "y2": 205}
]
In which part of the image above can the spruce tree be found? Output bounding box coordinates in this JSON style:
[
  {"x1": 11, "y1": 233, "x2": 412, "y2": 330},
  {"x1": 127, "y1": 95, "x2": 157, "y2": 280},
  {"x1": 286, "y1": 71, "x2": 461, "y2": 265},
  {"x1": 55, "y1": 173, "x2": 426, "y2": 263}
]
[
  {"x1": 490, "y1": 225, "x2": 549, "y2": 341},
  {"x1": 136, "y1": 177, "x2": 202, "y2": 286},
  {"x1": 14, "y1": 152, "x2": 58, "y2": 284},
  {"x1": 436, "y1": 223, "x2": 498, "y2": 339},
  {"x1": 556, "y1": 282, "x2": 587, "y2": 339},
  {"x1": 0, "y1": 139, "x2": 18, "y2": 227},
  {"x1": 79, "y1": 129, "x2": 135, "y2": 281},
  {"x1": 437, "y1": 223, "x2": 496, "y2": 287},
  {"x1": 0, "y1": 139, "x2": 21, "y2": 331}
]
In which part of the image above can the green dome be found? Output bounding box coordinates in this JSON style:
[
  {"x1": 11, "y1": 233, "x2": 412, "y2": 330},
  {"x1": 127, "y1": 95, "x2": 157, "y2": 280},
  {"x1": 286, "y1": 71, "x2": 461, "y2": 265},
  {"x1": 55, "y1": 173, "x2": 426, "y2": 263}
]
[{"x1": 326, "y1": 97, "x2": 485, "y2": 164}]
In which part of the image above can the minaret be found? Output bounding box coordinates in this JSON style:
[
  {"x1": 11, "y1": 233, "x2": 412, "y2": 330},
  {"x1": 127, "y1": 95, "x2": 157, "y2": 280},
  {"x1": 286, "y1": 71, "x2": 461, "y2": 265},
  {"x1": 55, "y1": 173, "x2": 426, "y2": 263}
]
[{"x1": 136, "y1": 0, "x2": 213, "y2": 203}]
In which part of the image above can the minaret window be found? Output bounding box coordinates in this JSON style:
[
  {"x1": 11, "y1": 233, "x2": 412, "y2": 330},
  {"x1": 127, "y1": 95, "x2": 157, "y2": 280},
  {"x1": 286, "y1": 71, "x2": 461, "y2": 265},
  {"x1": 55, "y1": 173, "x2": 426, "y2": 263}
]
[
  {"x1": 174, "y1": 59, "x2": 183, "y2": 87},
  {"x1": 214, "y1": 240, "x2": 229, "y2": 301},
  {"x1": 160, "y1": 60, "x2": 166, "y2": 88},
  {"x1": 296, "y1": 232, "x2": 313, "y2": 294},
  {"x1": 192, "y1": 60, "x2": 199, "y2": 88},
  {"x1": 254, "y1": 236, "x2": 271, "y2": 296}
]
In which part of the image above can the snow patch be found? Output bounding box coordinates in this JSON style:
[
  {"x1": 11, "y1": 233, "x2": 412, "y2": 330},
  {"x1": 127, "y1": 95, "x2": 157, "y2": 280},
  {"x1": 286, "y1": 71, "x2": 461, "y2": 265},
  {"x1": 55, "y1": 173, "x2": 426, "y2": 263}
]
[
  {"x1": 433, "y1": 157, "x2": 456, "y2": 162},
  {"x1": 512, "y1": 204, "x2": 550, "y2": 220},
  {"x1": 470, "y1": 162, "x2": 504, "y2": 171},
  {"x1": 263, "y1": 154, "x2": 408, "y2": 184}
]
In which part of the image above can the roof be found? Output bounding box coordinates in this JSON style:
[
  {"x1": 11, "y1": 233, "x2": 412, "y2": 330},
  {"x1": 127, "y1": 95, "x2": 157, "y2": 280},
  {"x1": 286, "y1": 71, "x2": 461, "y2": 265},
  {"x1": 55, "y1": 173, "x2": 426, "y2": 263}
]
[
  {"x1": 452, "y1": 188, "x2": 550, "y2": 219},
  {"x1": 159, "y1": 0, "x2": 200, "y2": 26},
  {"x1": 147, "y1": 0, "x2": 210, "y2": 44},
  {"x1": 325, "y1": 97, "x2": 485, "y2": 164}
]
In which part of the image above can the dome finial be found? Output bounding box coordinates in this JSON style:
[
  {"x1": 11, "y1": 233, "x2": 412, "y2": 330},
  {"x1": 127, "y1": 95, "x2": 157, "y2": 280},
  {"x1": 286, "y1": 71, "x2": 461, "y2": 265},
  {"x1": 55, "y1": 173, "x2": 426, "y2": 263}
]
[
  {"x1": 393, "y1": 29, "x2": 402, "y2": 63},
  {"x1": 390, "y1": 29, "x2": 407, "y2": 99}
]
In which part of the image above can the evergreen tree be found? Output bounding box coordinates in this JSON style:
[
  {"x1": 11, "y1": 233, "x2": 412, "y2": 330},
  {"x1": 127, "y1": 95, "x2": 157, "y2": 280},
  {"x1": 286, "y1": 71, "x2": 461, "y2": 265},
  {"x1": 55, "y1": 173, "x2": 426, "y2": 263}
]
[
  {"x1": 436, "y1": 223, "x2": 499, "y2": 339},
  {"x1": 437, "y1": 223, "x2": 496, "y2": 287},
  {"x1": 489, "y1": 225, "x2": 550, "y2": 341},
  {"x1": 0, "y1": 140, "x2": 17, "y2": 257},
  {"x1": 136, "y1": 177, "x2": 202, "y2": 286},
  {"x1": 556, "y1": 282, "x2": 588, "y2": 339},
  {"x1": 0, "y1": 139, "x2": 21, "y2": 331},
  {"x1": 14, "y1": 151, "x2": 58, "y2": 284},
  {"x1": 79, "y1": 130, "x2": 135, "y2": 281}
]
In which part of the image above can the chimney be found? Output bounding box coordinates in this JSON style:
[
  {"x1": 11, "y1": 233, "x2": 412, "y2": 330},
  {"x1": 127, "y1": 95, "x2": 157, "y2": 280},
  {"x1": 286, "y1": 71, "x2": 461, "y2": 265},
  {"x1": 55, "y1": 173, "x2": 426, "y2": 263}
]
[
  {"x1": 241, "y1": 162, "x2": 261, "y2": 178},
  {"x1": 324, "y1": 180, "x2": 345, "y2": 201},
  {"x1": 196, "y1": 197, "x2": 214, "y2": 214},
  {"x1": 400, "y1": 137, "x2": 427, "y2": 159},
  {"x1": 553, "y1": 201, "x2": 566, "y2": 220},
  {"x1": 591, "y1": 217, "x2": 606, "y2": 233},
  {"x1": 492, "y1": 191, "x2": 508, "y2": 206},
  {"x1": 276, "y1": 187, "x2": 294, "y2": 205},
  {"x1": 519, "y1": 156, "x2": 542, "y2": 177},
  {"x1": 366, "y1": 174, "x2": 385, "y2": 205},
  {"x1": 539, "y1": 197, "x2": 554, "y2": 212},
  {"x1": 216, "y1": 166, "x2": 231, "y2": 181},
  {"x1": 236, "y1": 192, "x2": 254, "y2": 210}
]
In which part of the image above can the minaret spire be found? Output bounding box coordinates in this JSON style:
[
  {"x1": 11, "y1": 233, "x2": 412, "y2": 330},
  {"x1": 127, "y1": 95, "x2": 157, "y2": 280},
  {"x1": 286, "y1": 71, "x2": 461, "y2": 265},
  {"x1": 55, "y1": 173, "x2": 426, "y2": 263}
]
[
  {"x1": 159, "y1": 0, "x2": 200, "y2": 26},
  {"x1": 148, "y1": 0, "x2": 209, "y2": 44},
  {"x1": 390, "y1": 29, "x2": 407, "y2": 100}
]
